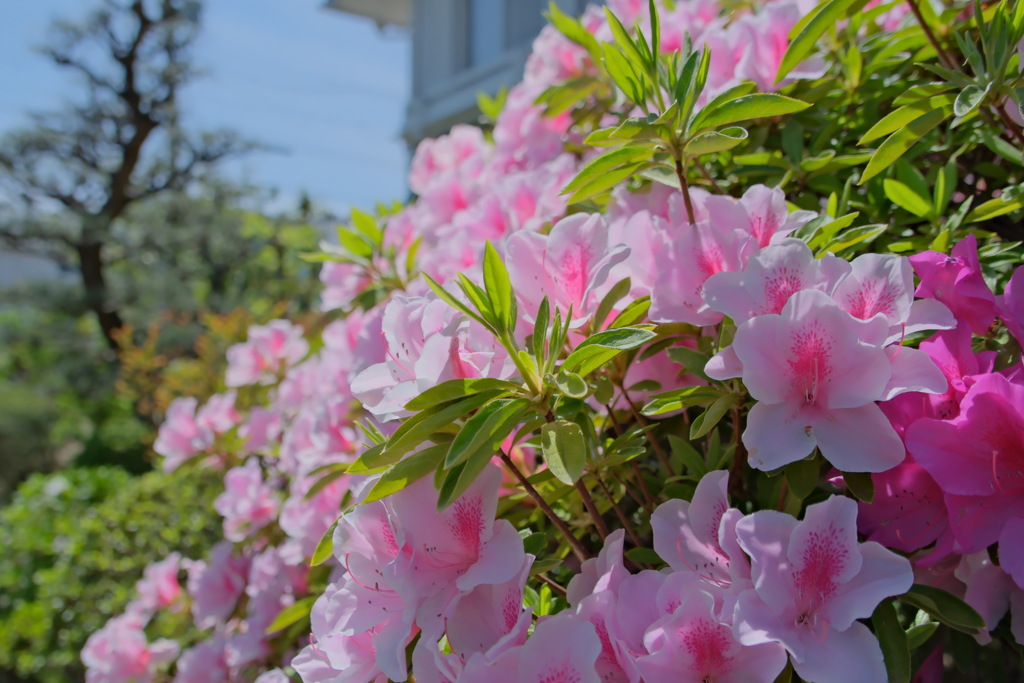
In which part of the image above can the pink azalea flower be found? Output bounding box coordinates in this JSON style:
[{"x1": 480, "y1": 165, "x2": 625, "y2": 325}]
[
  {"x1": 155, "y1": 397, "x2": 214, "y2": 472},
  {"x1": 832, "y1": 252, "x2": 956, "y2": 344},
  {"x1": 187, "y1": 543, "x2": 250, "y2": 629},
  {"x1": 909, "y1": 234, "x2": 998, "y2": 335},
  {"x1": 82, "y1": 613, "x2": 178, "y2": 683},
  {"x1": 459, "y1": 612, "x2": 603, "y2": 683},
  {"x1": 134, "y1": 553, "x2": 183, "y2": 614},
  {"x1": 173, "y1": 632, "x2": 230, "y2": 683},
  {"x1": 225, "y1": 319, "x2": 309, "y2": 387},
  {"x1": 320, "y1": 262, "x2": 373, "y2": 312},
  {"x1": 703, "y1": 238, "x2": 851, "y2": 326},
  {"x1": 506, "y1": 212, "x2": 629, "y2": 327},
  {"x1": 638, "y1": 589, "x2": 787, "y2": 683},
  {"x1": 733, "y1": 496, "x2": 914, "y2": 683},
  {"x1": 409, "y1": 124, "x2": 489, "y2": 196},
  {"x1": 723, "y1": 289, "x2": 928, "y2": 471},
  {"x1": 195, "y1": 391, "x2": 240, "y2": 434},
  {"x1": 214, "y1": 458, "x2": 279, "y2": 543}
]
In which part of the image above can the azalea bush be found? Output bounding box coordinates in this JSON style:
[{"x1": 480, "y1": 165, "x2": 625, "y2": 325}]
[{"x1": 82, "y1": 0, "x2": 1024, "y2": 681}]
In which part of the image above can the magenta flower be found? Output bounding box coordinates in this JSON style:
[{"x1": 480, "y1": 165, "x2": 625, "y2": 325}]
[
  {"x1": 727, "y1": 289, "x2": 915, "y2": 472},
  {"x1": 733, "y1": 496, "x2": 914, "y2": 683},
  {"x1": 998, "y1": 265, "x2": 1024, "y2": 345},
  {"x1": 906, "y1": 373, "x2": 1024, "y2": 586},
  {"x1": 909, "y1": 234, "x2": 998, "y2": 335}
]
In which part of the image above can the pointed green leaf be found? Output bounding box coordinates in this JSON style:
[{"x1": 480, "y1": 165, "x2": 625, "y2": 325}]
[
  {"x1": 689, "y1": 393, "x2": 737, "y2": 440},
  {"x1": 363, "y1": 443, "x2": 449, "y2": 504},
  {"x1": 562, "y1": 326, "x2": 656, "y2": 376},
  {"x1": 684, "y1": 127, "x2": 749, "y2": 156},
  {"x1": 859, "y1": 108, "x2": 952, "y2": 185},
  {"x1": 776, "y1": 0, "x2": 868, "y2": 83},
  {"x1": 899, "y1": 584, "x2": 986, "y2": 633},
  {"x1": 444, "y1": 398, "x2": 531, "y2": 469},
  {"x1": 405, "y1": 378, "x2": 523, "y2": 411},
  {"x1": 872, "y1": 600, "x2": 911, "y2": 683},
  {"x1": 384, "y1": 391, "x2": 507, "y2": 461},
  {"x1": 883, "y1": 179, "x2": 935, "y2": 218},
  {"x1": 843, "y1": 470, "x2": 875, "y2": 503},
  {"x1": 266, "y1": 596, "x2": 317, "y2": 635},
  {"x1": 953, "y1": 84, "x2": 987, "y2": 118},
  {"x1": 642, "y1": 386, "x2": 725, "y2": 416},
  {"x1": 690, "y1": 93, "x2": 811, "y2": 134},
  {"x1": 858, "y1": 95, "x2": 956, "y2": 145},
  {"x1": 784, "y1": 456, "x2": 820, "y2": 500},
  {"x1": 311, "y1": 517, "x2": 340, "y2": 567},
  {"x1": 483, "y1": 241, "x2": 516, "y2": 332}
]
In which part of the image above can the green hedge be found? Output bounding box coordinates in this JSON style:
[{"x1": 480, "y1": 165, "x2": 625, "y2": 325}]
[{"x1": 0, "y1": 466, "x2": 221, "y2": 683}]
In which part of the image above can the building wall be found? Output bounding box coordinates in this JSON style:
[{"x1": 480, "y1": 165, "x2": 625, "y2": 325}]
[{"x1": 404, "y1": 0, "x2": 593, "y2": 145}]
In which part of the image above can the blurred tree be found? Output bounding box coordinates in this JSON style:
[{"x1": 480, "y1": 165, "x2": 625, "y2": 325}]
[{"x1": 0, "y1": 0, "x2": 252, "y2": 354}]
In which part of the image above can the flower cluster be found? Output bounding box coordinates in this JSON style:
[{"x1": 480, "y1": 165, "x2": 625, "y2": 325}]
[{"x1": 83, "y1": 0, "x2": 1024, "y2": 681}]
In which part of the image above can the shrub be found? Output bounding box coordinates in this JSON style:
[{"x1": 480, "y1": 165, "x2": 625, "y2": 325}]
[{"x1": 0, "y1": 467, "x2": 220, "y2": 682}]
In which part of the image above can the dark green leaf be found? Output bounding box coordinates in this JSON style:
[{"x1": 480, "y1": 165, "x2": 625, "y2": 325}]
[
  {"x1": 953, "y1": 84, "x2": 987, "y2": 118},
  {"x1": 684, "y1": 126, "x2": 749, "y2": 156},
  {"x1": 872, "y1": 600, "x2": 911, "y2": 683},
  {"x1": 784, "y1": 456, "x2": 820, "y2": 500},
  {"x1": 843, "y1": 470, "x2": 875, "y2": 503},
  {"x1": 562, "y1": 326, "x2": 656, "y2": 376},
  {"x1": 385, "y1": 391, "x2": 507, "y2": 461},
  {"x1": 642, "y1": 386, "x2": 724, "y2": 416},
  {"x1": 776, "y1": 0, "x2": 868, "y2": 82},
  {"x1": 858, "y1": 95, "x2": 956, "y2": 145},
  {"x1": 689, "y1": 394, "x2": 737, "y2": 440},
  {"x1": 899, "y1": 584, "x2": 986, "y2": 633},
  {"x1": 906, "y1": 622, "x2": 939, "y2": 650}
]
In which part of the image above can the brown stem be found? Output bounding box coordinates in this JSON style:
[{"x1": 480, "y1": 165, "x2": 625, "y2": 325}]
[
  {"x1": 696, "y1": 161, "x2": 726, "y2": 194},
  {"x1": 675, "y1": 155, "x2": 697, "y2": 224},
  {"x1": 499, "y1": 450, "x2": 590, "y2": 562},
  {"x1": 595, "y1": 474, "x2": 644, "y2": 549},
  {"x1": 627, "y1": 464, "x2": 657, "y2": 515},
  {"x1": 617, "y1": 383, "x2": 675, "y2": 476},
  {"x1": 906, "y1": 0, "x2": 958, "y2": 71},
  {"x1": 536, "y1": 573, "x2": 567, "y2": 595},
  {"x1": 575, "y1": 479, "x2": 610, "y2": 540}
]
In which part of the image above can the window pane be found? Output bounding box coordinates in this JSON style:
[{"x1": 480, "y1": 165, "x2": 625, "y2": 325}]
[{"x1": 468, "y1": 0, "x2": 503, "y2": 67}]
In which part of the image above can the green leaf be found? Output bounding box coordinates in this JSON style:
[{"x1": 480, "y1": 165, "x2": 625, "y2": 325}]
[
  {"x1": 690, "y1": 93, "x2": 811, "y2": 134},
  {"x1": 689, "y1": 393, "x2": 737, "y2": 440},
  {"x1": 776, "y1": 0, "x2": 867, "y2": 83},
  {"x1": 456, "y1": 274, "x2": 495, "y2": 323},
  {"x1": 347, "y1": 442, "x2": 390, "y2": 475},
  {"x1": 483, "y1": 241, "x2": 516, "y2": 333},
  {"x1": 906, "y1": 621, "x2": 939, "y2": 650},
  {"x1": 872, "y1": 600, "x2": 911, "y2": 683},
  {"x1": 933, "y1": 160, "x2": 957, "y2": 215},
  {"x1": 858, "y1": 95, "x2": 956, "y2": 145},
  {"x1": 542, "y1": 420, "x2": 588, "y2": 485},
  {"x1": 601, "y1": 42, "x2": 646, "y2": 106},
  {"x1": 684, "y1": 127, "x2": 749, "y2": 156},
  {"x1": 608, "y1": 296, "x2": 651, "y2": 328},
  {"x1": 304, "y1": 462, "x2": 349, "y2": 500},
  {"x1": 784, "y1": 457, "x2": 820, "y2": 500},
  {"x1": 553, "y1": 371, "x2": 589, "y2": 399},
  {"x1": 953, "y1": 84, "x2": 987, "y2": 118},
  {"x1": 797, "y1": 212, "x2": 859, "y2": 245},
  {"x1": 384, "y1": 391, "x2": 507, "y2": 462},
  {"x1": 266, "y1": 596, "x2": 317, "y2": 635},
  {"x1": 859, "y1": 108, "x2": 952, "y2": 185},
  {"x1": 444, "y1": 398, "x2": 531, "y2": 469},
  {"x1": 821, "y1": 224, "x2": 887, "y2": 254},
  {"x1": 522, "y1": 531, "x2": 549, "y2": 555},
  {"x1": 843, "y1": 470, "x2": 875, "y2": 503},
  {"x1": 311, "y1": 517, "x2": 339, "y2": 567},
  {"x1": 642, "y1": 386, "x2": 725, "y2": 416},
  {"x1": 545, "y1": 1, "x2": 600, "y2": 58},
  {"x1": 350, "y1": 207, "x2": 383, "y2": 244},
  {"x1": 424, "y1": 274, "x2": 492, "y2": 331},
  {"x1": 563, "y1": 145, "x2": 652, "y2": 201},
  {"x1": 665, "y1": 345, "x2": 712, "y2": 382},
  {"x1": 406, "y1": 378, "x2": 523, "y2": 412},
  {"x1": 625, "y1": 546, "x2": 664, "y2": 565},
  {"x1": 592, "y1": 277, "x2": 632, "y2": 332},
  {"x1": 562, "y1": 326, "x2": 657, "y2": 376},
  {"x1": 965, "y1": 193, "x2": 1024, "y2": 222},
  {"x1": 668, "y1": 435, "x2": 709, "y2": 476},
  {"x1": 363, "y1": 444, "x2": 448, "y2": 503},
  {"x1": 883, "y1": 179, "x2": 935, "y2": 218},
  {"x1": 899, "y1": 584, "x2": 986, "y2": 633}
]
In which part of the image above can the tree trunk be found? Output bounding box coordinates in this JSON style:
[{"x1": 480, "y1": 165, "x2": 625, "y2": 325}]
[{"x1": 76, "y1": 240, "x2": 124, "y2": 354}]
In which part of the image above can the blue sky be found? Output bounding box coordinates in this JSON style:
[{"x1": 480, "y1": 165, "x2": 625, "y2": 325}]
[{"x1": 0, "y1": 0, "x2": 412, "y2": 216}]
